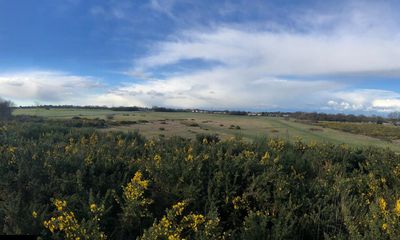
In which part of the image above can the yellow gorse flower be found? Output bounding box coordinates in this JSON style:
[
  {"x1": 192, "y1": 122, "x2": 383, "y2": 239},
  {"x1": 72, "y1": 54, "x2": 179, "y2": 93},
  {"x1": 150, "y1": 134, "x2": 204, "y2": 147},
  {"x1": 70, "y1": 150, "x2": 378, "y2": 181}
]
[
  {"x1": 90, "y1": 204, "x2": 97, "y2": 213},
  {"x1": 172, "y1": 201, "x2": 186, "y2": 216},
  {"x1": 242, "y1": 150, "x2": 255, "y2": 158},
  {"x1": 394, "y1": 199, "x2": 400, "y2": 216},
  {"x1": 8, "y1": 146, "x2": 16, "y2": 153},
  {"x1": 382, "y1": 223, "x2": 388, "y2": 231},
  {"x1": 154, "y1": 154, "x2": 161, "y2": 166},
  {"x1": 168, "y1": 233, "x2": 181, "y2": 240},
  {"x1": 44, "y1": 199, "x2": 106, "y2": 240},
  {"x1": 378, "y1": 197, "x2": 387, "y2": 211},
  {"x1": 141, "y1": 200, "x2": 219, "y2": 239},
  {"x1": 133, "y1": 171, "x2": 149, "y2": 189},
  {"x1": 55, "y1": 199, "x2": 67, "y2": 211},
  {"x1": 260, "y1": 152, "x2": 270, "y2": 164},
  {"x1": 186, "y1": 154, "x2": 194, "y2": 161},
  {"x1": 183, "y1": 213, "x2": 206, "y2": 232},
  {"x1": 123, "y1": 171, "x2": 152, "y2": 207}
]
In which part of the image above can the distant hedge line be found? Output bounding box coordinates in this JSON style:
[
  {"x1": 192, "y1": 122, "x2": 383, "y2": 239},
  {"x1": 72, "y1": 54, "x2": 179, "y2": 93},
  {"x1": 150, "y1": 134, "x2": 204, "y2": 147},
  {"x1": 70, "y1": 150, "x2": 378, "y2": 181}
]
[
  {"x1": 1, "y1": 120, "x2": 400, "y2": 239},
  {"x1": 318, "y1": 121, "x2": 400, "y2": 142}
]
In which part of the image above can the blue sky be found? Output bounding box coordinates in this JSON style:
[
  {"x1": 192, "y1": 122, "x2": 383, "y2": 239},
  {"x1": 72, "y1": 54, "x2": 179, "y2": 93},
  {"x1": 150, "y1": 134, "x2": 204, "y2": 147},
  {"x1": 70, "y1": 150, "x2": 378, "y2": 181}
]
[{"x1": 1, "y1": 0, "x2": 400, "y2": 114}]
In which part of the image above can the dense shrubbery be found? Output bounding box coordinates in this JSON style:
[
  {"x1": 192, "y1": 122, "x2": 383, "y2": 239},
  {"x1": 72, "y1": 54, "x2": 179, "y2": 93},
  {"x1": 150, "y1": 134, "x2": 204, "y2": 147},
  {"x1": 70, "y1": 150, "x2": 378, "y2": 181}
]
[
  {"x1": 318, "y1": 122, "x2": 400, "y2": 142},
  {"x1": 1, "y1": 120, "x2": 400, "y2": 239},
  {"x1": 279, "y1": 112, "x2": 385, "y2": 123}
]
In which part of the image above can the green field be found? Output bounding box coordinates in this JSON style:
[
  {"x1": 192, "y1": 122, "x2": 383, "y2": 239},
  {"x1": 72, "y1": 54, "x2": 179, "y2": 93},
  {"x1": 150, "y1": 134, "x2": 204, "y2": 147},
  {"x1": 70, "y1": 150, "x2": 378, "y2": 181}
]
[{"x1": 13, "y1": 108, "x2": 400, "y2": 151}]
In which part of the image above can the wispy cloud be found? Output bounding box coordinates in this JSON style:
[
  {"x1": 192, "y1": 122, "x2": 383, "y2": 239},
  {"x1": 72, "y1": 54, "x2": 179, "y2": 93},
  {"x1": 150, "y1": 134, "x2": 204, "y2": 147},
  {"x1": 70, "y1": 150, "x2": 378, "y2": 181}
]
[
  {"x1": 89, "y1": 0, "x2": 137, "y2": 21},
  {"x1": 134, "y1": 24, "x2": 400, "y2": 76},
  {"x1": 149, "y1": 0, "x2": 178, "y2": 19}
]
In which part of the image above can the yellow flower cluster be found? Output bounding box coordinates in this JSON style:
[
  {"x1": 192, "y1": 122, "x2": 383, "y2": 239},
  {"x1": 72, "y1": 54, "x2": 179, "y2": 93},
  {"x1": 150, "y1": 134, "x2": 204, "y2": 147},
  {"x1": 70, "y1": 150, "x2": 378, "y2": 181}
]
[
  {"x1": 186, "y1": 154, "x2": 194, "y2": 162},
  {"x1": 154, "y1": 154, "x2": 161, "y2": 166},
  {"x1": 260, "y1": 152, "x2": 270, "y2": 164},
  {"x1": 84, "y1": 154, "x2": 94, "y2": 166},
  {"x1": 242, "y1": 150, "x2": 255, "y2": 159},
  {"x1": 186, "y1": 146, "x2": 194, "y2": 161},
  {"x1": 7, "y1": 146, "x2": 16, "y2": 153},
  {"x1": 123, "y1": 171, "x2": 151, "y2": 206},
  {"x1": 378, "y1": 197, "x2": 387, "y2": 212},
  {"x1": 268, "y1": 139, "x2": 285, "y2": 152},
  {"x1": 141, "y1": 201, "x2": 186, "y2": 240},
  {"x1": 382, "y1": 223, "x2": 388, "y2": 232},
  {"x1": 44, "y1": 210, "x2": 79, "y2": 236},
  {"x1": 141, "y1": 201, "x2": 220, "y2": 240},
  {"x1": 64, "y1": 138, "x2": 78, "y2": 154},
  {"x1": 395, "y1": 199, "x2": 400, "y2": 216},
  {"x1": 182, "y1": 214, "x2": 205, "y2": 232},
  {"x1": 144, "y1": 140, "x2": 155, "y2": 149},
  {"x1": 90, "y1": 203, "x2": 97, "y2": 213},
  {"x1": 232, "y1": 196, "x2": 249, "y2": 211},
  {"x1": 172, "y1": 201, "x2": 186, "y2": 216},
  {"x1": 43, "y1": 199, "x2": 106, "y2": 240},
  {"x1": 55, "y1": 199, "x2": 67, "y2": 211},
  {"x1": 43, "y1": 200, "x2": 81, "y2": 239}
]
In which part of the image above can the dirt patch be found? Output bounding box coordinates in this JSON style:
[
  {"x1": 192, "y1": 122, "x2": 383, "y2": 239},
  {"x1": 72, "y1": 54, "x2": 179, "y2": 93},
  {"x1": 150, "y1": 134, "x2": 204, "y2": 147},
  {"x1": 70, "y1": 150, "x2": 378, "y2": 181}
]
[{"x1": 309, "y1": 127, "x2": 323, "y2": 132}]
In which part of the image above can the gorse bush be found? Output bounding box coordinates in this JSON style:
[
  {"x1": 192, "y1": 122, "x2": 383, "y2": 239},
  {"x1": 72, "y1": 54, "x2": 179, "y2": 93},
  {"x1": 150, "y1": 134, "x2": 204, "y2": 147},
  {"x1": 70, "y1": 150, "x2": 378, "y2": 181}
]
[{"x1": 1, "y1": 120, "x2": 400, "y2": 239}]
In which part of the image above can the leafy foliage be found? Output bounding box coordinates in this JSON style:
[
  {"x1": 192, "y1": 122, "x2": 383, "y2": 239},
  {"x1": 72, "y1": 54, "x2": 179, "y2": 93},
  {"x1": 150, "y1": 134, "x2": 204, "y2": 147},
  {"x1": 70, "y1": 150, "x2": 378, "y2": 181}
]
[{"x1": 1, "y1": 120, "x2": 400, "y2": 239}]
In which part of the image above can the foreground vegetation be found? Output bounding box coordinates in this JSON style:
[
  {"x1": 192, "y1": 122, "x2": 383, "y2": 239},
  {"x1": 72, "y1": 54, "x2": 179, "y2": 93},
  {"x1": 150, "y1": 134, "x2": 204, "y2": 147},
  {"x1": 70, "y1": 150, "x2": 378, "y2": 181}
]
[{"x1": 1, "y1": 119, "x2": 400, "y2": 239}]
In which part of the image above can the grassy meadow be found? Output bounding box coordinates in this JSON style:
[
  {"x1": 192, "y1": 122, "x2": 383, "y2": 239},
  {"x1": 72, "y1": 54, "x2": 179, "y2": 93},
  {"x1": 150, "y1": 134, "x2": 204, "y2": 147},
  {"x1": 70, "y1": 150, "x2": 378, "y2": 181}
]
[{"x1": 14, "y1": 108, "x2": 400, "y2": 151}]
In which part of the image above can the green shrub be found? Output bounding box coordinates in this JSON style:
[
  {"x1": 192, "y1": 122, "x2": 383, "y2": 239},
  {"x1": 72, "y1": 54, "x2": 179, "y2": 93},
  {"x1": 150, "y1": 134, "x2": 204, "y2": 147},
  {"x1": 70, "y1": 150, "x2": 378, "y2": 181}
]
[{"x1": 1, "y1": 119, "x2": 400, "y2": 239}]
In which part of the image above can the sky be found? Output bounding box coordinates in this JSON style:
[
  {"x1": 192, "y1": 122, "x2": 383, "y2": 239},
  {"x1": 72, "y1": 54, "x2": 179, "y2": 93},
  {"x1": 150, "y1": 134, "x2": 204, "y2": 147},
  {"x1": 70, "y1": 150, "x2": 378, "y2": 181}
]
[{"x1": 1, "y1": 0, "x2": 400, "y2": 114}]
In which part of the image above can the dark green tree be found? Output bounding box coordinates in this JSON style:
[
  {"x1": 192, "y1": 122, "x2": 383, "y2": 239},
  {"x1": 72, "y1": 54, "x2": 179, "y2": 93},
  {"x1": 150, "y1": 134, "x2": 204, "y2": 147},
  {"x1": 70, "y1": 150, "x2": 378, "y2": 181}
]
[{"x1": 0, "y1": 98, "x2": 14, "y2": 120}]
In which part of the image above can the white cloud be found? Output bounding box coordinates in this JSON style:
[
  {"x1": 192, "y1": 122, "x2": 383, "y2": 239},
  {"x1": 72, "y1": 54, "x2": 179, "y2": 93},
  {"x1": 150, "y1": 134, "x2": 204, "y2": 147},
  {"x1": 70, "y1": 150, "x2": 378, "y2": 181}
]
[
  {"x1": 93, "y1": 68, "x2": 342, "y2": 109},
  {"x1": 134, "y1": 26, "x2": 400, "y2": 76},
  {"x1": 373, "y1": 99, "x2": 400, "y2": 110},
  {"x1": 327, "y1": 89, "x2": 400, "y2": 112},
  {"x1": 0, "y1": 71, "x2": 102, "y2": 105}
]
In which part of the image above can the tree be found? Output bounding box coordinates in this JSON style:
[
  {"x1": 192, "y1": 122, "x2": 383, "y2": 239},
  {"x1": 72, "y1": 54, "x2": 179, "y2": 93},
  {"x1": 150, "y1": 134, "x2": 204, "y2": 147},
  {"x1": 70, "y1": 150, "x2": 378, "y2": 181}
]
[
  {"x1": 388, "y1": 112, "x2": 400, "y2": 120},
  {"x1": 0, "y1": 98, "x2": 14, "y2": 120}
]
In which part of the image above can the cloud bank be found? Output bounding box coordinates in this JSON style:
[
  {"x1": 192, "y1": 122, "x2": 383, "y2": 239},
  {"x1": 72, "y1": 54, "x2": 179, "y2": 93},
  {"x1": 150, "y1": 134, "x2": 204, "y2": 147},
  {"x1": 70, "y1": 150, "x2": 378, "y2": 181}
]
[{"x1": 0, "y1": 71, "x2": 101, "y2": 105}]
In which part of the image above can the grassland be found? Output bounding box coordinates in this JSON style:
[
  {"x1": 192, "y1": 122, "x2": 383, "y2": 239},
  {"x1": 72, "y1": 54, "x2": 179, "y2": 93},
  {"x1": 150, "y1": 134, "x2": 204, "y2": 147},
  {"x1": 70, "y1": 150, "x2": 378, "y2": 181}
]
[
  {"x1": 13, "y1": 108, "x2": 400, "y2": 151},
  {"x1": 317, "y1": 121, "x2": 400, "y2": 141}
]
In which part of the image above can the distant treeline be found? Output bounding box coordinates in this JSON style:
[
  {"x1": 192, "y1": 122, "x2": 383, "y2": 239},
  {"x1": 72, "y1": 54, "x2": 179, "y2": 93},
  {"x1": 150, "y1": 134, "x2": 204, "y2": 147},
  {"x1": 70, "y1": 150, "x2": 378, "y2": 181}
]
[
  {"x1": 203, "y1": 110, "x2": 386, "y2": 123},
  {"x1": 265, "y1": 111, "x2": 386, "y2": 123},
  {"x1": 18, "y1": 105, "x2": 192, "y2": 112},
  {"x1": 18, "y1": 105, "x2": 141, "y2": 111}
]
